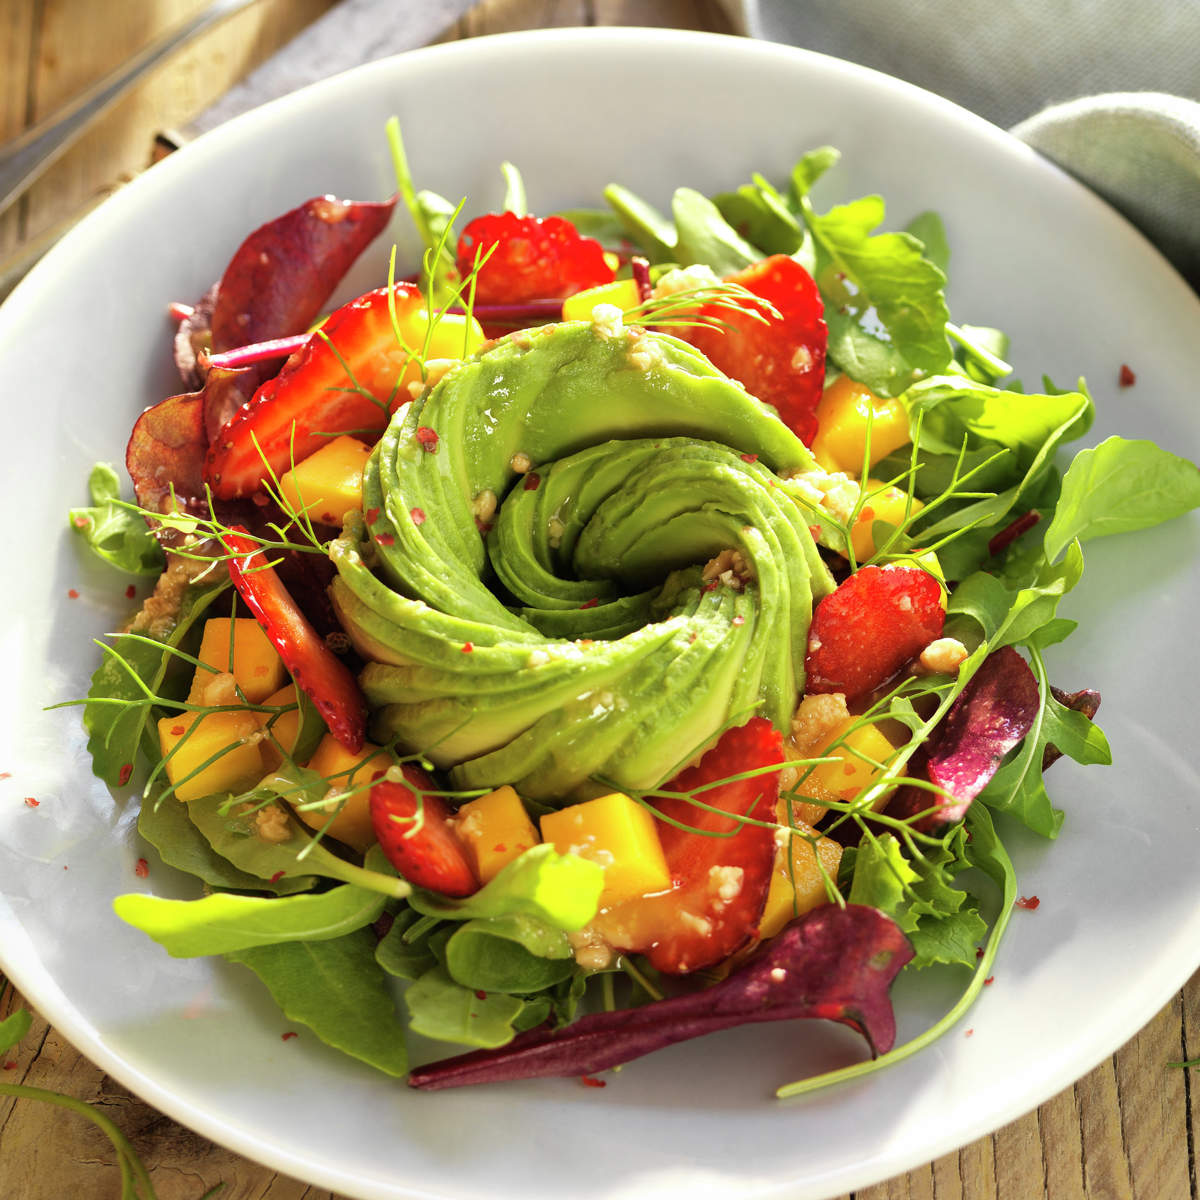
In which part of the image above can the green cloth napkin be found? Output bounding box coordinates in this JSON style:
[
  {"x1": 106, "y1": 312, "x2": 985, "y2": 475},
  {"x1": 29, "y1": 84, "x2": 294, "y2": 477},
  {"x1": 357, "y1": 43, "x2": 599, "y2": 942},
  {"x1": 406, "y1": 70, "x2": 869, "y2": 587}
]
[{"x1": 732, "y1": 0, "x2": 1200, "y2": 287}]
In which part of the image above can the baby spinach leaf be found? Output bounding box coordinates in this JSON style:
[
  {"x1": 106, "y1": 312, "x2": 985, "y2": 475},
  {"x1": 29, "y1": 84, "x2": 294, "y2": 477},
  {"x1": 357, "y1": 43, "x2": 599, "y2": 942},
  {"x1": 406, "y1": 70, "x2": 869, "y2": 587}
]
[
  {"x1": 408, "y1": 845, "x2": 603, "y2": 931},
  {"x1": 713, "y1": 183, "x2": 802, "y2": 257},
  {"x1": 186, "y1": 794, "x2": 409, "y2": 899},
  {"x1": 113, "y1": 882, "x2": 385, "y2": 957},
  {"x1": 83, "y1": 581, "x2": 229, "y2": 787},
  {"x1": 405, "y1": 965, "x2": 526, "y2": 1048},
  {"x1": 1043, "y1": 436, "x2": 1200, "y2": 562},
  {"x1": 602, "y1": 183, "x2": 676, "y2": 261},
  {"x1": 228, "y1": 931, "x2": 407, "y2": 1077},
  {"x1": 671, "y1": 187, "x2": 761, "y2": 276},
  {"x1": 444, "y1": 916, "x2": 574, "y2": 994},
  {"x1": 138, "y1": 786, "x2": 315, "y2": 894},
  {"x1": 69, "y1": 463, "x2": 164, "y2": 576}
]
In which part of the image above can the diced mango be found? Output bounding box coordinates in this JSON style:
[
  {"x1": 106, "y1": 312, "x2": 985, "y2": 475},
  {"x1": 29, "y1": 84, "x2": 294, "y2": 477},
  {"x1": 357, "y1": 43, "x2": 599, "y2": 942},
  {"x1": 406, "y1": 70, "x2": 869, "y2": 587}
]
[
  {"x1": 188, "y1": 617, "x2": 284, "y2": 705},
  {"x1": 850, "y1": 480, "x2": 923, "y2": 561},
  {"x1": 562, "y1": 278, "x2": 641, "y2": 322},
  {"x1": 157, "y1": 710, "x2": 265, "y2": 802},
  {"x1": 759, "y1": 815, "x2": 843, "y2": 939},
  {"x1": 454, "y1": 785, "x2": 540, "y2": 883},
  {"x1": 291, "y1": 733, "x2": 389, "y2": 851},
  {"x1": 811, "y1": 375, "x2": 911, "y2": 475},
  {"x1": 255, "y1": 684, "x2": 303, "y2": 770},
  {"x1": 540, "y1": 792, "x2": 671, "y2": 905},
  {"x1": 811, "y1": 719, "x2": 905, "y2": 805},
  {"x1": 278, "y1": 435, "x2": 372, "y2": 527}
]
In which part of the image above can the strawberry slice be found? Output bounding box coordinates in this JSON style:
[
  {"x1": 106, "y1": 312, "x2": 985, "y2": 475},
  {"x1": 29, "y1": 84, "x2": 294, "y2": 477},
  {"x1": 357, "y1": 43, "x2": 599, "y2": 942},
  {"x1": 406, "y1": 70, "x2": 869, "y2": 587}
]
[
  {"x1": 804, "y1": 564, "x2": 945, "y2": 700},
  {"x1": 205, "y1": 284, "x2": 424, "y2": 500},
  {"x1": 456, "y1": 212, "x2": 614, "y2": 308},
  {"x1": 221, "y1": 527, "x2": 366, "y2": 751},
  {"x1": 370, "y1": 767, "x2": 478, "y2": 896},
  {"x1": 594, "y1": 718, "x2": 782, "y2": 975},
  {"x1": 682, "y1": 255, "x2": 827, "y2": 444}
]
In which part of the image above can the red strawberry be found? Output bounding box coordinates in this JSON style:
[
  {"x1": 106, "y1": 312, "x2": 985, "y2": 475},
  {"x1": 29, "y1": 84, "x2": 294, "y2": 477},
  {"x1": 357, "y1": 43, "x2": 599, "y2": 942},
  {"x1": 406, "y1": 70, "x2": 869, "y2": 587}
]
[
  {"x1": 804, "y1": 565, "x2": 945, "y2": 700},
  {"x1": 205, "y1": 284, "x2": 424, "y2": 500},
  {"x1": 370, "y1": 767, "x2": 478, "y2": 896},
  {"x1": 595, "y1": 718, "x2": 782, "y2": 975},
  {"x1": 682, "y1": 255, "x2": 827, "y2": 444},
  {"x1": 221, "y1": 528, "x2": 367, "y2": 751},
  {"x1": 456, "y1": 212, "x2": 614, "y2": 307}
]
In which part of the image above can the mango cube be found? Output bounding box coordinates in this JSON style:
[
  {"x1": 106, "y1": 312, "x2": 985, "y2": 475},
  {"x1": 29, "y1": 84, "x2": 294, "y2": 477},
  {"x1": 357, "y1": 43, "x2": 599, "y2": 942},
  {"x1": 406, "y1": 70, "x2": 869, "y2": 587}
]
[
  {"x1": 157, "y1": 710, "x2": 265, "y2": 802},
  {"x1": 850, "y1": 480, "x2": 923, "y2": 561},
  {"x1": 292, "y1": 733, "x2": 389, "y2": 851},
  {"x1": 811, "y1": 719, "x2": 904, "y2": 805},
  {"x1": 256, "y1": 684, "x2": 303, "y2": 770},
  {"x1": 278, "y1": 435, "x2": 372, "y2": 527},
  {"x1": 540, "y1": 792, "x2": 671, "y2": 905},
  {"x1": 188, "y1": 617, "x2": 284, "y2": 705},
  {"x1": 454, "y1": 785, "x2": 540, "y2": 883},
  {"x1": 562, "y1": 278, "x2": 641, "y2": 322},
  {"x1": 811, "y1": 375, "x2": 911, "y2": 475},
  {"x1": 759, "y1": 814, "x2": 843, "y2": 939}
]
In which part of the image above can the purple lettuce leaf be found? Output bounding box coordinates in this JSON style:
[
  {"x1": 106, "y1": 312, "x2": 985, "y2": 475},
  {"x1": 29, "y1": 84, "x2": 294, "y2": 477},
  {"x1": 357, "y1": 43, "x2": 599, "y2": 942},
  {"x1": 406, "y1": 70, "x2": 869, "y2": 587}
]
[{"x1": 406, "y1": 904, "x2": 912, "y2": 1091}]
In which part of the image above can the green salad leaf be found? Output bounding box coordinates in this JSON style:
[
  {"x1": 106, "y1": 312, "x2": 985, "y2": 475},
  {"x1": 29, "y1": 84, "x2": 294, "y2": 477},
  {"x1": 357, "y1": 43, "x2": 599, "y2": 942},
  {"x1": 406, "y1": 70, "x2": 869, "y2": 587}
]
[{"x1": 68, "y1": 463, "x2": 164, "y2": 576}]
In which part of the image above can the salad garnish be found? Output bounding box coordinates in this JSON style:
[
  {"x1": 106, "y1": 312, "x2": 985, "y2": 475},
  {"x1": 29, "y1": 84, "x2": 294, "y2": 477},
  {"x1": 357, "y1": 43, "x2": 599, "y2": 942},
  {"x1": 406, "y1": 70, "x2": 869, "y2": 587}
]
[{"x1": 64, "y1": 121, "x2": 1200, "y2": 1098}]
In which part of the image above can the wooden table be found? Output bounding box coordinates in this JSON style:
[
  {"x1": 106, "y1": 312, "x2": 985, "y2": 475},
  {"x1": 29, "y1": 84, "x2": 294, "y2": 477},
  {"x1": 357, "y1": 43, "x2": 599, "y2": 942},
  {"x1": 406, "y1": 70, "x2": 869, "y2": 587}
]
[{"x1": 1, "y1": 1, "x2": 1197, "y2": 1197}]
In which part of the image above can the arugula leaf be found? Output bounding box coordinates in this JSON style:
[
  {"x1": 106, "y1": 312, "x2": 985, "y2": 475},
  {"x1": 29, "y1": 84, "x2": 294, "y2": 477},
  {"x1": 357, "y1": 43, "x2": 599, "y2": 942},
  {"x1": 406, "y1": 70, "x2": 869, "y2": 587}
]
[
  {"x1": 113, "y1": 882, "x2": 386, "y2": 957},
  {"x1": 904, "y1": 210, "x2": 950, "y2": 275},
  {"x1": 228, "y1": 931, "x2": 408, "y2": 1076},
  {"x1": 788, "y1": 145, "x2": 841, "y2": 203},
  {"x1": 0, "y1": 1007, "x2": 31, "y2": 1055},
  {"x1": 405, "y1": 965, "x2": 526, "y2": 1048},
  {"x1": 799, "y1": 193, "x2": 951, "y2": 378},
  {"x1": 68, "y1": 463, "x2": 164, "y2": 576},
  {"x1": 1043, "y1": 436, "x2": 1200, "y2": 562}
]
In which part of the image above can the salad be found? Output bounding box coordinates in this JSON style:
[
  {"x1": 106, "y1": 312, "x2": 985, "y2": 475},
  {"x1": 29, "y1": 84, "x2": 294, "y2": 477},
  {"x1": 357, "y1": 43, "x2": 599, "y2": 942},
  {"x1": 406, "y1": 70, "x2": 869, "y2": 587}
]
[{"x1": 70, "y1": 119, "x2": 1200, "y2": 1096}]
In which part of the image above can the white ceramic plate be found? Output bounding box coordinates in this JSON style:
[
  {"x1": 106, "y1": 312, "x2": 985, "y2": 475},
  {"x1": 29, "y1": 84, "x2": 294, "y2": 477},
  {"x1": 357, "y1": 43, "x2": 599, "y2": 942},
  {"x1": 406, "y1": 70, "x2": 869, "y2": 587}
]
[{"x1": 1, "y1": 28, "x2": 1198, "y2": 1200}]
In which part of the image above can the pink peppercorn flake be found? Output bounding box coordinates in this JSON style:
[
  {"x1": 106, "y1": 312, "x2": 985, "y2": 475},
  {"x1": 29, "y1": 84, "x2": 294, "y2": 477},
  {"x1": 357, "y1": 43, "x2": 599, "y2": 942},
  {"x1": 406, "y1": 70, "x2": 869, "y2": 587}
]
[
  {"x1": 67, "y1": 588, "x2": 79, "y2": 599},
  {"x1": 475, "y1": 990, "x2": 488, "y2": 1001},
  {"x1": 702, "y1": 578, "x2": 720, "y2": 593},
  {"x1": 125, "y1": 584, "x2": 137, "y2": 599},
  {"x1": 410, "y1": 507, "x2": 427, "y2": 526},
  {"x1": 3, "y1": 1062, "x2": 16, "y2": 1071},
  {"x1": 365, "y1": 507, "x2": 381, "y2": 524},
  {"x1": 808, "y1": 524, "x2": 822, "y2": 540},
  {"x1": 965, "y1": 1028, "x2": 974, "y2": 1038},
  {"x1": 580, "y1": 1075, "x2": 607, "y2": 1088},
  {"x1": 984, "y1": 976, "x2": 995, "y2": 985},
  {"x1": 416, "y1": 426, "x2": 439, "y2": 452},
  {"x1": 118, "y1": 763, "x2": 133, "y2": 786},
  {"x1": 1119, "y1": 363, "x2": 1136, "y2": 387},
  {"x1": 580, "y1": 597, "x2": 599, "y2": 610},
  {"x1": 740, "y1": 453, "x2": 758, "y2": 463},
  {"x1": 281, "y1": 1031, "x2": 298, "y2": 1041},
  {"x1": 24, "y1": 797, "x2": 39, "y2": 808},
  {"x1": 1016, "y1": 895, "x2": 1041, "y2": 910},
  {"x1": 732, "y1": 615, "x2": 746, "y2": 626},
  {"x1": 375, "y1": 532, "x2": 396, "y2": 546},
  {"x1": 523, "y1": 472, "x2": 541, "y2": 491},
  {"x1": 72, "y1": 515, "x2": 90, "y2": 529},
  {"x1": 134, "y1": 858, "x2": 149, "y2": 878},
  {"x1": 269, "y1": 870, "x2": 286, "y2": 883},
  {"x1": 462, "y1": 642, "x2": 474, "y2": 653}
]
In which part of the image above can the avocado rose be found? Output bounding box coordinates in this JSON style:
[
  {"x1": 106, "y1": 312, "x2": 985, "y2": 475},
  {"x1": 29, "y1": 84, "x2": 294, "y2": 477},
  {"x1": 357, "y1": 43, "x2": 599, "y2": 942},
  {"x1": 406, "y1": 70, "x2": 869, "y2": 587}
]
[{"x1": 329, "y1": 317, "x2": 835, "y2": 800}]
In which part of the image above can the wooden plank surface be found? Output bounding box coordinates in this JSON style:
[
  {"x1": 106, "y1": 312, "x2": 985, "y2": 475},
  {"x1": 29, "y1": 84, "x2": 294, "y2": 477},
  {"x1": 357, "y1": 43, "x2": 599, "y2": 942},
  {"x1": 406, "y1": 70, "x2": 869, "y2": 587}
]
[{"x1": 1, "y1": 1, "x2": 1198, "y2": 1197}]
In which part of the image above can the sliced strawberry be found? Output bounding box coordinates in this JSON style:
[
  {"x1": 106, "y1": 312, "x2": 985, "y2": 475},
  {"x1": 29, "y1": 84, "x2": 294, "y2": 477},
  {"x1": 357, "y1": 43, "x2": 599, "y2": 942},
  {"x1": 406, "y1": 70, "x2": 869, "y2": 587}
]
[
  {"x1": 682, "y1": 255, "x2": 827, "y2": 444},
  {"x1": 370, "y1": 767, "x2": 478, "y2": 896},
  {"x1": 456, "y1": 212, "x2": 614, "y2": 308},
  {"x1": 205, "y1": 284, "x2": 424, "y2": 500},
  {"x1": 221, "y1": 528, "x2": 366, "y2": 751},
  {"x1": 804, "y1": 564, "x2": 945, "y2": 700},
  {"x1": 594, "y1": 718, "x2": 782, "y2": 975}
]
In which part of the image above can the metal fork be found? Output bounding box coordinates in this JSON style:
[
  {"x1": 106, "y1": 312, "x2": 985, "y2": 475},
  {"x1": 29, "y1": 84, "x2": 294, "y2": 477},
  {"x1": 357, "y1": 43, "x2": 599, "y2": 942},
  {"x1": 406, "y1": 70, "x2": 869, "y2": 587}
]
[{"x1": 0, "y1": 0, "x2": 259, "y2": 218}]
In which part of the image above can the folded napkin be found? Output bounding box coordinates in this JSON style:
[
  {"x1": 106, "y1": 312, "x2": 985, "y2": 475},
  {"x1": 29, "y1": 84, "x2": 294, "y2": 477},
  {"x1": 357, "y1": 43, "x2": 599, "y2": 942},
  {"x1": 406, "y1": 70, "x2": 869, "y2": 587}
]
[{"x1": 736, "y1": 0, "x2": 1200, "y2": 287}]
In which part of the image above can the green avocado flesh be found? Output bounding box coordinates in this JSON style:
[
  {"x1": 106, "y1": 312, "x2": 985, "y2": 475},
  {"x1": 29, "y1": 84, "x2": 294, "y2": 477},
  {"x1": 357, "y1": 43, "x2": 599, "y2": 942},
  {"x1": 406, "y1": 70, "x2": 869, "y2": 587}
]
[{"x1": 329, "y1": 319, "x2": 834, "y2": 800}]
